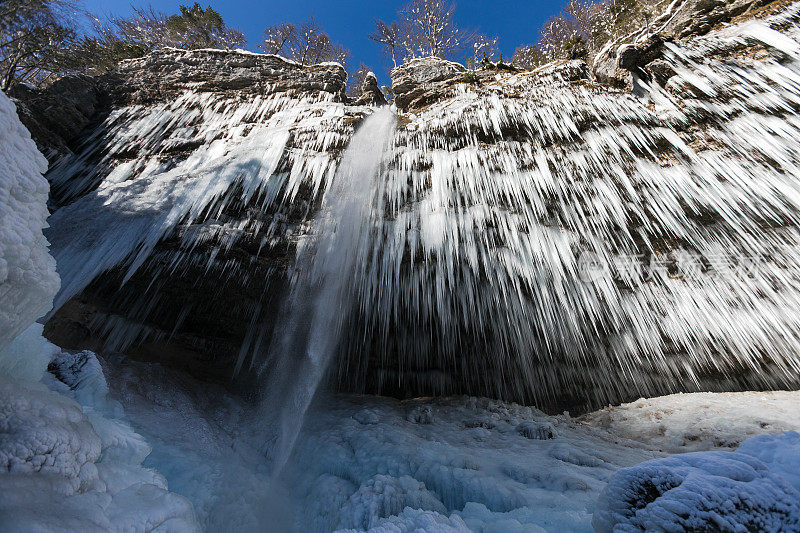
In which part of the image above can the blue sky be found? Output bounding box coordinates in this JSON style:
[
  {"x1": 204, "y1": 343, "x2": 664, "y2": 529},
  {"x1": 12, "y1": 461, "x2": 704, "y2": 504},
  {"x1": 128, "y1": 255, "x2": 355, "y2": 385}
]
[{"x1": 82, "y1": 1, "x2": 565, "y2": 83}]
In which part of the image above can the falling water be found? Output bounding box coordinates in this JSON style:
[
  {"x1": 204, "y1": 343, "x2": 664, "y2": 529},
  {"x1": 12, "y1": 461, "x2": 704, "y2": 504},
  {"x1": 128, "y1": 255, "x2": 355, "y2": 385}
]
[{"x1": 257, "y1": 107, "x2": 396, "y2": 474}]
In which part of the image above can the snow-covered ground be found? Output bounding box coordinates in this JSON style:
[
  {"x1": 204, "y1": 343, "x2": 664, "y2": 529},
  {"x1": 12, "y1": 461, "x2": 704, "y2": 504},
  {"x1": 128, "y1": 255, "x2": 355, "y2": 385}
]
[
  {"x1": 89, "y1": 351, "x2": 800, "y2": 533},
  {"x1": 4, "y1": 333, "x2": 798, "y2": 532}
]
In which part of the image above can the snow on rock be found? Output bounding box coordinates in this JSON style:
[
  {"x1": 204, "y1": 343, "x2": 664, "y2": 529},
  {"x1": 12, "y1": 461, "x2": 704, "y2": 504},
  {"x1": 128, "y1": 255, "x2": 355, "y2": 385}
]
[
  {"x1": 337, "y1": 1, "x2": 800, "y2": 409},
  {"x1": 593, "y1": 442, "x2": 800, "y2": 532},
  {"x1": 582, "y1": 391, "x2": 800, "y2": 453},
  {"x1": 0, "y1": 90, "x2": 59, "y2": 352}
]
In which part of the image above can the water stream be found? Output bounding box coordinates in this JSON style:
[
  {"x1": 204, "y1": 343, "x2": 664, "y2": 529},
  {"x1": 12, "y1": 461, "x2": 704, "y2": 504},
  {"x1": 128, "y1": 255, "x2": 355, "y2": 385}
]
[{"x1": 257, "y1": 107, "x2": 396, "y2": 474}]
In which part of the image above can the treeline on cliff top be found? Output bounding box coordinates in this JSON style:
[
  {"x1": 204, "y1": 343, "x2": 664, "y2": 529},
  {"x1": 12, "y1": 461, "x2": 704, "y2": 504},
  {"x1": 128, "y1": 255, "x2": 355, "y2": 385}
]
[{"x1": 0, "y1": 0, "x2": 660, "y2": 94}]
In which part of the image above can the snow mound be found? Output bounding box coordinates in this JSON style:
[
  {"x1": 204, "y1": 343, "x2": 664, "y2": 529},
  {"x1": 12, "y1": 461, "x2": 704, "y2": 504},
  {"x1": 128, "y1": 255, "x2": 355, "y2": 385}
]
[
  {"x1": 739, "y1": 431, "x2": 800, "y2": 493},
  {"x1": 0, "y1": 344, "x2": 199, "y2": 532},
  {"x1": 593, "y1": 443, "x2": 800, "y2": 532},
  {"x1": 0, "y1": 90, "x2": 59, "y2": 352}
]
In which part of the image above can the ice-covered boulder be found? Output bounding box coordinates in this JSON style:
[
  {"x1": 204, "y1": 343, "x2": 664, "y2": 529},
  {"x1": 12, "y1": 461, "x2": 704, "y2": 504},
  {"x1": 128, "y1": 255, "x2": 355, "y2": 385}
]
[
  {"x1": 337, "y1": 475, "x2": 447, "y2": 530},
  {"x1": 0, "y1": 345, "x2": 201, "y2": 532},
  {"x1": 0, "y1": 90, "x2": 59, "y2": 354},
  {"x1": 593, "y1": 444, "x2": 800, "y2": 532}
]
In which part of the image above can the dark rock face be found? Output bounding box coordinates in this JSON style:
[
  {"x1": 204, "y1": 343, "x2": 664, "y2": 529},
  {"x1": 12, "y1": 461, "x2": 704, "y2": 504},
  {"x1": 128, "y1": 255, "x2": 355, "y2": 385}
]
[
  {"x1": 9, "y1": 75, "x2": 101, "y2": 162},
  {"x1": 353, "y1": 72, "x2": 387, "y2": 106},
  {"x1": 105, "y1": 48, "x2": 348, "y2": 105}
]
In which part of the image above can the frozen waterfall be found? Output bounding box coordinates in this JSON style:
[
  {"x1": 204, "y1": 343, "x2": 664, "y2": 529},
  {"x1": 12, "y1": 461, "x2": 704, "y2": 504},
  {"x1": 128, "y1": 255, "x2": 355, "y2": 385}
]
[{"x1": 39, "y1": 3, "x2": 800, "y2": 410}]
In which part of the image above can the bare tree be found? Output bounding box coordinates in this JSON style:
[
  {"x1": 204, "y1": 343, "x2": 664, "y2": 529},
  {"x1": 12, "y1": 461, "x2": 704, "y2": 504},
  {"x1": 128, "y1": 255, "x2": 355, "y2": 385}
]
[
  {"x1": 259, "y1": 18, "x2": 349, "y2": 66},
  {"x1": 513, "y1": 0, "x2": 612, "y2": 66},
  {"x1": 112, "y1": 6, "x2": 172, "y2": 50},
  {"x1": 347, "y1": 61, "x2": 371, "y2": 97},
  {"x1": 370, "y1": 0, "x2": 496, "y2": 67},
  {"x1": 368, "y1": 20, "x2": 401, "y2": 67},
  {"x1": 260, "y1": 22, "x2": 296, "y2": 55},
  {"x1": 0, "y1": 0, "x2": 78, "y2": 89}
]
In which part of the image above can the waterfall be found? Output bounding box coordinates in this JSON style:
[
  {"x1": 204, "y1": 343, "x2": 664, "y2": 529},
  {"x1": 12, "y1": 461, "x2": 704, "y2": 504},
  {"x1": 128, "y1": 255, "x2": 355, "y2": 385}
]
[{"x1": 258, "y1": 107, "x2": 396, "y2": 474}]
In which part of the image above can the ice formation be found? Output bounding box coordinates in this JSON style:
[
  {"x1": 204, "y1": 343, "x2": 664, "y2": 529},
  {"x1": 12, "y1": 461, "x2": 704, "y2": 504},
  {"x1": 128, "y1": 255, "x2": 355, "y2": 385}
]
[
  {"x1": 341, "y1": 5, "x2": 800, "y2": 406},
  {"x1": 45, "y1": 88, "x2": 354, "y2": 316},
  {"x1": 0, "y1": 90, "x2": 198, "y2": 532},
  {"x1": 0, "y1": 91, "x2": 59, "y2": 352}
]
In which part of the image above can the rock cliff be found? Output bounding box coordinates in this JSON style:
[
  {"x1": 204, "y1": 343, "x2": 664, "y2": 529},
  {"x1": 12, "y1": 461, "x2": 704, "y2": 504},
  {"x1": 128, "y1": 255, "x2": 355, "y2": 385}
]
[{"x1": 16, "y1": 0, "x2": 800, "y2": 411}]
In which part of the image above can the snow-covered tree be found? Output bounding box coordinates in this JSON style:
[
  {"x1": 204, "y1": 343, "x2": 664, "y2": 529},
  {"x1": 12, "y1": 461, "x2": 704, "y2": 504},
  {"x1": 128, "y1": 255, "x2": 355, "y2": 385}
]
[{"x1": 400, "y1": 0, "x2": 469, "y2": 58}]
